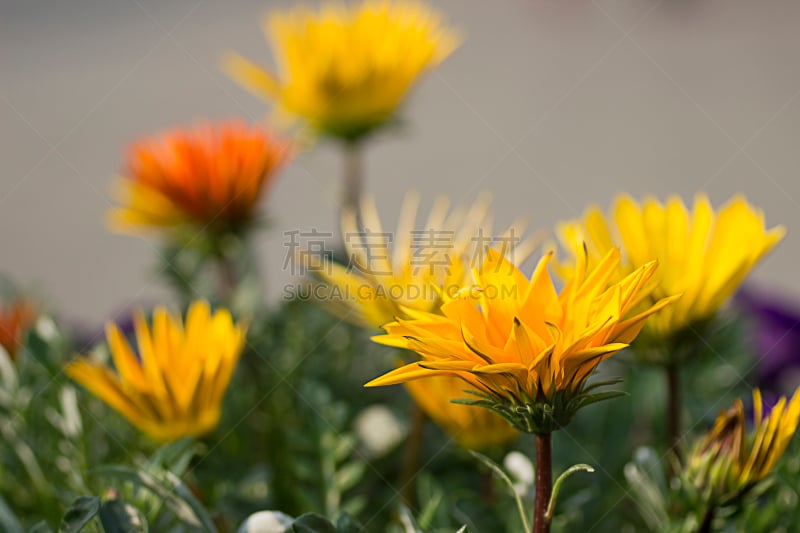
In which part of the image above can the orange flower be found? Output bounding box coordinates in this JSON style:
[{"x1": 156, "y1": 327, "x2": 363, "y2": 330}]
[
  {"x1": 0, "y1": 299, "x2": 35, "y2": 362},
  {"x1": 109, "y1": 121, "x2": 292, "y2": 235}
]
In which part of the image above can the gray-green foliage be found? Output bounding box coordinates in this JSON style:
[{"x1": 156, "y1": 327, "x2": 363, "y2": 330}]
[{"x1": 3, "y1": 295, "x2": 800, "y2": 533}]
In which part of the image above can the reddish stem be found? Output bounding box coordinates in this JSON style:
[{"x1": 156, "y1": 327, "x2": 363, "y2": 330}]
[{"x1": 533, "y1": 433, "x2": 552, "y2": 533}]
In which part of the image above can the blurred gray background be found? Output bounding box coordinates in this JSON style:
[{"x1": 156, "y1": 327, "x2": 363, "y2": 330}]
[{"x1": 1, "y1": 0, "x2": 798, "y2": 324}]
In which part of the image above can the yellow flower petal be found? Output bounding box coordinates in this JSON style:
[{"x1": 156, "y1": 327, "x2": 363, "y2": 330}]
[
  {"x1": 556, "y1": 193, "x2": 783, "y2": 344},
  {"x1": 65, "y1": 301, "x2": 246, "y2": 442},
  {"x1": 226, "y1": 0, "x2": 459, "y2": 140},
  {"x1": 367, "y1": 247, "x2": 673, "y2": 418}
]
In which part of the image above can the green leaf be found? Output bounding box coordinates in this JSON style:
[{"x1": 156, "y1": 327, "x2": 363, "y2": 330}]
[
  {"x1": 98, "y1": 500, "x2": 148, "y2": 533},
  {"x1": 545, "y1": 464, "x2": 595, "y2": 520},
  {"x1": 58, "y1": 386, "x2": 83, "y2": 438},
  {"x1": 0, "y1": 495, "x2": 24, "y2": 533},
  {"x1": 145, "y1": 438, "x2": 199, "y2": 477},
  {"x1": 3, "y1": 428, "x2": 50, "y2": 497},
  {"x1": 333, "y1": 512, "x2": 362, "y2": 533},
  {"x1": 340, "y1": 495, "x2": 366, "y2": 518},
  {"x1": 291, "y1": 513, "x2": 337, "y2": 533},
  {"x1": 0, "y1": 345, "x2": 18, "y2": 392},
  {"x1": 332, "y1": 435, "x2": 357, "y2": 462},
  {"x1": 94, "y1": 465, "x2": 216, "y2": 533},
  {"x1": 58, "y1": 496, "x2": 100, "y2": 533},
  {"x1": 333, "y1": 461, "x2": 365, "y2": 491},
  {"x1": 28, "y1": 522, "x2": 54, "y2": 533},
  {"x1": 632, "y1": 446, "x2": 667, "y2": 493},
  {"x1": 623, "y1": 450, "x2": 669, "y2": 530},
  {"x1": 25, "y1": 317, "x2": 66, "y2": 373},
  {"x1": 468, "y1": 451, "x2": 531, "y2": 532},
  {"x1": 396, "y1": 506, "x2": 423, "y2": 533},
  {"x1": 415, "y1": 482, "x2": 443, "y2": 530},
  {"x1": 25, "y1": 324, "x2": 52, "y2": 367}
]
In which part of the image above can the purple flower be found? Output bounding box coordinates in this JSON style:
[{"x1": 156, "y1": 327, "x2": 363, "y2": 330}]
[{"x1": 736, "y1": 286, "x2": 800, "y2": 396}]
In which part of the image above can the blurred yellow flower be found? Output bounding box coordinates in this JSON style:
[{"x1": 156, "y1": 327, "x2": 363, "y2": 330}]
[
  {"x1": 368, "y1": 248, "x2": 678, "y2": 433},
  {"x1": 404, "y1": 377, "x2": 518, "y2": 450},
  {"x1": 109, "y1": 120, "x2": 291, "y2": 236},
  {"x1": 684, "y1": 388, "x2": 800, "y2": 506},
  {"x1": 556, "y1": 194, "x2": 784, "y2": 346},
  {"x1": 65, "y1": 301, "x2": 246, "y2": 442},
  {"x1": 0, "y1": 298, "x2": 35, "y2": 362},
  {"x1": 314, "y1": 192, "x2": 537, "y2": 329},
  {"x1": 226, "y1": 0, "x2": 459, "y2": 141}
]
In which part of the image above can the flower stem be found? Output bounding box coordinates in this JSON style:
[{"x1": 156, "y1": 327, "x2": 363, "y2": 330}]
[
  {"x1": 342, "y1": 140, "x2": 364, "y2": 229},
  {"x1": 216, "y1": 253, "x2": 238, "y2": 305},
  {"x1": 666, "y1": 363, "x2": 681, "y2": 460},
  {"x1": 533, "y1": 433, "x2": 552, "y2": 533},
  {"x1": 698, "y1": 507, "x2": 715, "y2": 533},
  {"x1": 399, "y1": 404, "x2": 427, "y2": 507},
  {"x1": 481, "y1": 467, "x2": 495, "y2": 504}
]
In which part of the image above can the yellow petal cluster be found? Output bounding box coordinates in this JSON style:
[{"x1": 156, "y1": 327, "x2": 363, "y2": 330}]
[
  {"x1": 226, "y1": 0, "x2": 459, "y2": 141},
  {"x1": 685, "y1": 388, "x2": 800, "y2": 505},
  {"x1": 314, "y1": 193, "x2": 536, "y2": 329},
  {"x1": 65, "y1": 301, "x2": 246, "y2": 442},
  {"x1": 556, "y1": 194, "x2": 785, "y2": 344},
  {"x1": 368, "y1": 248, "x2": 678, "y2": 432}
]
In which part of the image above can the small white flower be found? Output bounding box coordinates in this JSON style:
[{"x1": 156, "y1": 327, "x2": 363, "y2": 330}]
[
  {"x1": 237, "y1": 511, "x2": 294, "y2": 533},
  {"x1": 354, "y1": 404, "x2": 405, "y2": 458},
  {"x1": 504, "y1": 450, "x2": 534, "y2": 497}
]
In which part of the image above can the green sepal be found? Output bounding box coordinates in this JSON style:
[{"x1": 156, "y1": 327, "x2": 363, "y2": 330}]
[
  {"x1": 452, "y1": 382, "x2": 627, "y2": 434},
  {"x1": 576, "y1": 390, "x2": 628, "y2": 409}
]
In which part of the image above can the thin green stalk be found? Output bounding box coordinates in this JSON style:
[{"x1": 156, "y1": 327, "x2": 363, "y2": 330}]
[
  {"x1": 399, "y1": 404, "x2": 427, "y2": 507},
  {"x1": 666, "y1": 364, "x2": 681, "y2": 461},
  {"x1": 341, "y1": 141, "x2": 364, "y2": 227},
  {"x1": 216, "y1": 253, "x2": 238, "y2": 305}
]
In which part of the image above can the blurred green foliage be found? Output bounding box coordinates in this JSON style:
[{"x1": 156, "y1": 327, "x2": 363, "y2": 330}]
[{"x1": 1, "y1": 293, "x2": 799, "y2": 532}]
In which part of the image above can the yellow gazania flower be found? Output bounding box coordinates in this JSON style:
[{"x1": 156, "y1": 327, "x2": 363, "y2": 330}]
[
  {"x1": 64, "y1": 301, "x2": 246, "y2": 442},
  {"x1": 404, "y1": 377, "x2": 518, "y2": 450},
  {"x1": 368, "y1": 248, "x2": 678, "y2": 434},
  {"x1": 314, "y1": 192, "x2": 537, "y2": 329},
  {"x1": 313, "y1": 193, "x2": 533, "y2": 447},
  {"x1": 0, "y1": 298, "x2": 35, "y2": 362},
  {"x1": 226, "y1": 0, "x2": 459, "y2": 141},
  {"x1": 684, "y1": 388, "x2": 800, "y2": 506},
  {"x1": 109, "y1": 120, "x2": 292, "y2": 236},
  {"x1": 556, "y1": 194, "x2": 785, "y2": 347}
]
